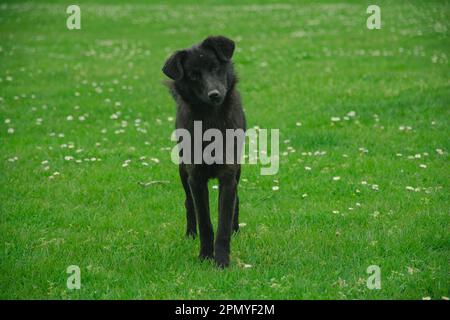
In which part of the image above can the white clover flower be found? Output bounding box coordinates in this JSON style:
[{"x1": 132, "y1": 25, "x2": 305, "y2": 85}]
[{"x1": 359, "y1": 147, "x2": 368, "y2": 153}]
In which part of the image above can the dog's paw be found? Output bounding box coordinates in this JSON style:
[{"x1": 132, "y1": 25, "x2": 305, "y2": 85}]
[
  {"x1": 214, "y1": 254, "x2": 230, "y2": 268},
  {"x1": 185, "y1": 230, "x2": 197, "y2": 239},
  {"x1": 199, "y1": 251, "x2": 214, "y2": 261}
]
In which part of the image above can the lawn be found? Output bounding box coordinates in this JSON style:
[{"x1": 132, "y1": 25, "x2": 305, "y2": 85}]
[{"x1": 0, "y1": 0, "x2": 449, "y2": 299}]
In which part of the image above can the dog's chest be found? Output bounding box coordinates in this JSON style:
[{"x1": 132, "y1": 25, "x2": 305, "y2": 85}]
[{"x1": 177, "y1": 108, "x2": 237, "y2": 133}]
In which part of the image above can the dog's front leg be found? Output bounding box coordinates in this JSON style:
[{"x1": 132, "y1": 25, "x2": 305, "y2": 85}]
[
  {"x1": 188, "y1": 175, "x2": 214, "y2": 260},
  {"x1": 215, "y1": 172, "x2": 237, "y2": 268}
]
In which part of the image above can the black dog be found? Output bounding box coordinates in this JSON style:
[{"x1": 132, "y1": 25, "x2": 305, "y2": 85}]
[{"x1": 162, "y1": 36, "x2": 246, "y2": 268}]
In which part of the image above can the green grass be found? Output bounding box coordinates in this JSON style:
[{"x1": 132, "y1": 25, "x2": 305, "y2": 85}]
[{"x1": 0, "y1": 0, "x2": 449, "y2": 299}]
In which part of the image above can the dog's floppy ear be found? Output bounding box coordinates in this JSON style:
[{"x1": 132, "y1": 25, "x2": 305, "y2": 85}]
[
  {"x1": 201, "y1": 36, "x2": 235, "y2": 62},
  {"x1": 162, "y1": 50, "x2": 187, "y2": 81}
]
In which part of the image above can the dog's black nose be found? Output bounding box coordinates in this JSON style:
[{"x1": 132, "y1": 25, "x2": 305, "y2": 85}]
[{"x1": 208, "y1": 90, "x2": 221, "y2": 101}]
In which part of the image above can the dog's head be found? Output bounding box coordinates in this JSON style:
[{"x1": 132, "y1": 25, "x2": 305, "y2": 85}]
[{"x1": 162, "y1": 36, "x2": 236, "y2": 107}]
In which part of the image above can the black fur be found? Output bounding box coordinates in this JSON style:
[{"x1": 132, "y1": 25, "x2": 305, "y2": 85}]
[{"x1": 163, "y1": 36, "x2": 246, "y2": 268}]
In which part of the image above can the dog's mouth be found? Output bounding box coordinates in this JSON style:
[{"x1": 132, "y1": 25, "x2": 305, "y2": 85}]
[{"x1": 209, "y1": 96, "x2": 224, "y2": 106}]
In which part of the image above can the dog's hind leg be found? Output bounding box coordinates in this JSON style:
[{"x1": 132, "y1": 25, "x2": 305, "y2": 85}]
[
  {"x1": 233, "y1": 196, "x2": 240, "y2": 234},
  {"x1": 232, "y1": 166, "x2": 241, "y2": 234},
  {"x1": 179, "y1": 165, "x2": 197, "y2": 238}
]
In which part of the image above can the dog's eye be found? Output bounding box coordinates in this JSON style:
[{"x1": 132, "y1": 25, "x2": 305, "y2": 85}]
[{"x1": 189, "y1": 71, "x2": 201, "y2": 80}]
